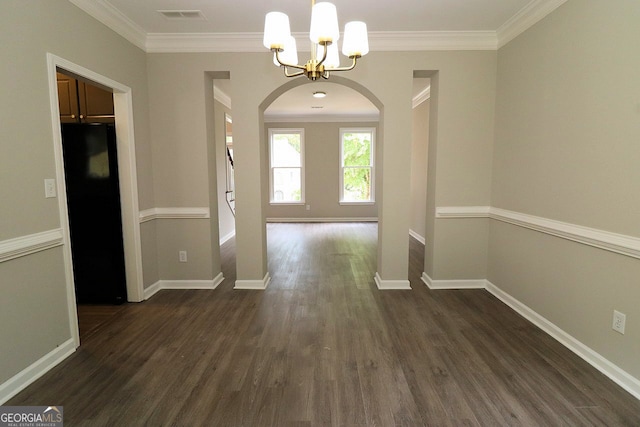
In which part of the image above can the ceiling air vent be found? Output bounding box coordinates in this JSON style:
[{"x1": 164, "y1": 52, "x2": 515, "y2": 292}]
[{"x1": 158, "y1": 10, "x2": 206, "y2": 20}]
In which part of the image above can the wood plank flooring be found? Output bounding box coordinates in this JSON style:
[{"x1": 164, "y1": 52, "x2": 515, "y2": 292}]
[{"x1": 8, "y1": 222, "x2": 640, "y2": 426}]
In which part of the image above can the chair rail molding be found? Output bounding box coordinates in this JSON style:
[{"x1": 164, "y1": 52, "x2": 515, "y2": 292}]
[
  {"x1": 0, "y1": 229, "x2": 64, "y2": 263},
  {"x1": 436, "y1": 206, "x2": 640, "y2": 259}
]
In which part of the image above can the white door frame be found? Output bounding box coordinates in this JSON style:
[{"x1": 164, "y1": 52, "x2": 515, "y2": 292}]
[{"x1": 46, "y1": 53, "x2": 144, "y2": 347}]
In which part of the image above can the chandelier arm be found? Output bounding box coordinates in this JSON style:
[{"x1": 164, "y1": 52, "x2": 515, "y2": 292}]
[
  {"x1": 273, "y1": 49, "x2": 306, "y2": 71},
  {"x1": 315, "y1": 42, "x2": 330, "y2": 67},
  {"x1": 284, "y1": 67, "x2": 305, "y2": 78},
  {"x1": 325, "y1": 56, "x2": 359, "y2": 72}
]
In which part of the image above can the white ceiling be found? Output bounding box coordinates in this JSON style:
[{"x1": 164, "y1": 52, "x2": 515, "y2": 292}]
[
  {"x1": 68, "y1": 0, "x2": 566, "y2": 119},
  {"x1": 104, "y1": 0, "x2": 532, "y2": 34}
]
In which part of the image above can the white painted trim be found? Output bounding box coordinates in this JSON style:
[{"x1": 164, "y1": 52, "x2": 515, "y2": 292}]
[
  {"x1": 497, "y1": 0, "x2": 569, "y2": 48},
  {"x1": 49, "y1": 54, "x2": 145, "y2": 307},
  {"x1": 219, "y1": 230, "x2": 236, "y2": 245},
  {"x1": 0, "y1": 338, "x2": 76, "y2": 405},
  {"x1": 419, "y1": 272, "x2": 640, "y2": 400},
  {"x1": 213, "y1": 85, "x2": 231, "y2": 109},
  {"x1": 68, "y1": 0, "x2": 147, "y2": 51},
  {"x1": 68, "y1": 0, "x2": 565, "y2": 53},
  {"x1": 412, "y1": 86, "x2": 431, "y2": 108},
  {"x1": 139, "y1": 207, "x2": 211, "y2": 223},
  {"x1": 490, "y1": 207, "x2": 640, "y2": 260},
  {"x1": 374, "y1": 272, "x2": 411, "y2": 290},
  {"x1": 421, "y1": 272, "x2": 486, "y2": 290},
  {"x1": 266, "y1": 217, "x2": 378, "y2": 223},
  {"x1": 436, "y1": 206, "x2": 491, "y2": 218},
  {"x1": 0, "y1": 229, "x2": 64, "y2": 263},
  {"x1": 143, "y1": 281, "x2": 162, "y2": 300},
  {"x1": 485, "y1": 281, "x2": 640, "y2": 401},
  {"x1": 144, "y1": 274, "x2": 225, "y2": 300},
  {"x1": 436, "y1": 206, "x2": 640, "y2": 260},
  {"x1": 145, "y1": 31, "x2": 499, "y2": 53},
  {"x1": 264, "y1": 114, "x2": 379, "y2": 123},
  {"x1": 409, "y1": 229, "x2": 425, "y2": 245},
  {"x1": 235, "y1": 272, "x2": 271, "y2": 290}
]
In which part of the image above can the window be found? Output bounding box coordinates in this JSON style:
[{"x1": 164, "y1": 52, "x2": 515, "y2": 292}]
[
  {"x1": 269, "y1": 128, "x2": 304, "y2": 203},
  {"x1": 340, "y1": 128, "x2": 375, "y2": 203}
]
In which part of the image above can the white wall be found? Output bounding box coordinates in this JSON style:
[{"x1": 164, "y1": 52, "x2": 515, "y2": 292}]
[{"x1": 490, "y1": 0, "x2": 640, "y2": 379}]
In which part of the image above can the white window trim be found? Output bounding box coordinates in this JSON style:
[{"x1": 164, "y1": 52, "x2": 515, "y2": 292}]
[
  {"x1": 269, "y1": 128, "x2": 305, "y2": 205},
  {"x1": 339, "y1": 127, "x2": 376, "y2": 204}
]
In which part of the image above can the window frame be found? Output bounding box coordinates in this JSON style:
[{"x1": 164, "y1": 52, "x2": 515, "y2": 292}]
[
  {"x1": 339, "y1": 127, "x2": 376, "y2": 205},
  {"x1": 269, "y1": 128, "x2": 305, "y2": 205}
]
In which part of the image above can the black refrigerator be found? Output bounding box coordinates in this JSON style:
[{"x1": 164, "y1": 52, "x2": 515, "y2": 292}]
[{"x1": 61, "y1": 123, "x2": 127, "y2": 304}]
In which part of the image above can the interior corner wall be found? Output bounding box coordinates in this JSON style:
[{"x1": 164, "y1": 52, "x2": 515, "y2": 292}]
[
  {"x1": 422, "y1": 50, "x2": 497, "y2": 281},
  {"x1": 263, "y1": 121, "x2": 379, "y2": 220},
  {"x1": 410, "y1": 99, "x2": 429, "y2": 240},
  {"x1": 214, "y1": 99, "x2": 236, "y2": 242},
  {"x1": 0, "y1": 0, "x2": 152, "y2": 386},
  {"x1": 490, "y1": 0, "x2": 640, "y2": 379},
  {"x1": 146, "y1": 55, "x2": 219, "y2": 282}
]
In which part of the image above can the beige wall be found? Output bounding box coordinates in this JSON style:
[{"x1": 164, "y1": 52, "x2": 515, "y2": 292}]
[
  {"x1": 490, "y1": 0, "x2": 640, "y2": 378},
  {"x1": 0, "y1": 0, "x2": 152, "y2": 385},
  {"x1": 264, "y1": 121, "x2": 378, "y2": 220},
  {"x1": 410, "y1": 99, "x2": 429, "y2": 239},
  {"x1": 146, "y1": 50, "x2": 497, "y2": 284}
]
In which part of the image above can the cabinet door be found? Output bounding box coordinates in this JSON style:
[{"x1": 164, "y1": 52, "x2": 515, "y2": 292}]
[
  {"x1": 57, "y1": 73, "x2": 80, "y2": 123},
  {"x1": 78, "y1": 82, "x2": 115, "y2": 123}
]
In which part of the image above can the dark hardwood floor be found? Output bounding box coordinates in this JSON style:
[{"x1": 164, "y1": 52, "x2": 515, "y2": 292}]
[{"x1": 8, "y1": 223, "x2": 640, "y2": 426}]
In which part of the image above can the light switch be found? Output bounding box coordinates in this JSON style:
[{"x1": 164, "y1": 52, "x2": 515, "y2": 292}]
[{"x1": 44, "y1": 179, "x2": 57, "y2": 198}]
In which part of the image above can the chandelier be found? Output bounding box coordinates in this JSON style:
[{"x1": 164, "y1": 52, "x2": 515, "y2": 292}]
[{"x1": 263, "y1": 1, "x2": 369, "y2": 81}]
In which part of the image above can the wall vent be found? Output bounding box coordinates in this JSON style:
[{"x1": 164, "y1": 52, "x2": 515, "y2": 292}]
[{"x1": 158, "y1": 10, "x2": 206, "y2": 20}]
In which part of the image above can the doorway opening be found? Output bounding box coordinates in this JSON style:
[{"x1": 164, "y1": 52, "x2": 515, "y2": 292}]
[
  {"x1": 260, "y1": 77, "x2": 382, "y2": 288},
  {"x1": 47, "y1": 54, "x2": 144, "y2": 347}
]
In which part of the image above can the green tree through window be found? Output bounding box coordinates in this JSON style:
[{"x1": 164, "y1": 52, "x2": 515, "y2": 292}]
[{"x1": 341, "y1": 129, "x2": 375, "y2": 202}]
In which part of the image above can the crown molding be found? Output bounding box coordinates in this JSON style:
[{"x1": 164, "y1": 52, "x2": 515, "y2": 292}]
[
  {"x1": 68, "y1": 0, "x2": 147, "y2": 51},
  {"x1": 69, "y1": 0, "x2": 567, "y2": 53},
  {"x1": 497, "y1": 0, "x2": 569, "y2": 48}
]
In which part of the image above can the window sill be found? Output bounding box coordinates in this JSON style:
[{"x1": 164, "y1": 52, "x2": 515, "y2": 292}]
[
  {"x1": 339, "y1": 201, "x2": 375, "y2": 206},
  {"x1": 270, "y1": 202, "x2": 305, "y2": 206}
]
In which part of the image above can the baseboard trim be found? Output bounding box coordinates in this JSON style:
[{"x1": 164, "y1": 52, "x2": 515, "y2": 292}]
[
  {"x1": 219, "y1": 230, "x2": 235, "y2": 245},
  {"x1": 234, "y1": 272, "x2": 271, "y2": 290},
  {"x1": 421, "y1": 272, "x2": 486, "y2": 290},
  {"x1": 420, "y1": 272, "x2": 640, "y2": 400},
  {"x1": 144, "y1": 274, "x2": 224, "y2": 300},
  {"x1": 374, "y1": 272, "x2": 411, "y2": 290},
  {"x1": 0, "y1": 338, "x2": 76, "y2": 405},
  {"x1": 485, "y1": 280, "x2": 640, "y2": 401},
  {"x1": 266, "y1": 217, "x2": 378, "y2": 223},
  {"x1": 409, "y1": 229, "x2": 425, "y2": 245}
]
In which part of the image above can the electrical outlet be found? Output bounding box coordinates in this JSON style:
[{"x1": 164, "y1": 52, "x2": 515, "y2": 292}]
[
  {"x1": 179, "y1": 250, "x2": 187, "y2": 263},
  {"x1": 612, "y1": 310, "x2": 626, "y2": 334},
  {"x1": 306, "y1": 204, "x2": 311, "y2": 211},
  {"x1": 44, "y1": 179, "x2": 56, "y2": 198}
]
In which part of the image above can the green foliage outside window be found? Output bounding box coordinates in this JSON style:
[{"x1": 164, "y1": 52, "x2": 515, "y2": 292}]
[{"x1": 342, "y1": 132, "x2": 373, "y2": 201}]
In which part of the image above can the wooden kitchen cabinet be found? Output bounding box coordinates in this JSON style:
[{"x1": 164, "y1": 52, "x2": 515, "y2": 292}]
[{"x1": 57, "y1": 72, "x2": 114, "y2": 123}]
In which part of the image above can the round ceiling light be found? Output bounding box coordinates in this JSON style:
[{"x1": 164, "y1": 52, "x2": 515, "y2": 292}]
[{"x1": 312, "y1": 91, "x2": 327, "y2": 98}]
